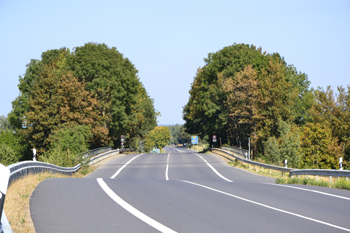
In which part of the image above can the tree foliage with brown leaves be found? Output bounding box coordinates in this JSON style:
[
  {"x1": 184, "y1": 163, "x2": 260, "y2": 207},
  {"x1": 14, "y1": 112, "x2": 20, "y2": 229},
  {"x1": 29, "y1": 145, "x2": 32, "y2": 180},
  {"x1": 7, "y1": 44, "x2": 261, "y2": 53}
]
[{"x1": 23, "y1": 57, "x2": 108, "y2": 154}]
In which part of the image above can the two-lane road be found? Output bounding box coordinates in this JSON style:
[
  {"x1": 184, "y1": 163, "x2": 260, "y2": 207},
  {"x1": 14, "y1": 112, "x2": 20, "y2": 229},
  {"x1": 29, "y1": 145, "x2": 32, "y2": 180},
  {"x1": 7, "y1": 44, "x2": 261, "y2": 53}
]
[{"x1": 30, "y1": 147, "x2": 350, "y2": 232}]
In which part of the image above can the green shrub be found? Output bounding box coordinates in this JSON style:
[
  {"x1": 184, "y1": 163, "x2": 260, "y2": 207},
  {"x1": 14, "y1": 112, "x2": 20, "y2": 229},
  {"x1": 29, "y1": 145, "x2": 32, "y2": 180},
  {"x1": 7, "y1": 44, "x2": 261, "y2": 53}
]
[
  {"x1": 333, "y1": 178, "x2": 350, "y2": 190},
  {"x1": 0, "y1": 142, "x2": 19, "y2": 166}
]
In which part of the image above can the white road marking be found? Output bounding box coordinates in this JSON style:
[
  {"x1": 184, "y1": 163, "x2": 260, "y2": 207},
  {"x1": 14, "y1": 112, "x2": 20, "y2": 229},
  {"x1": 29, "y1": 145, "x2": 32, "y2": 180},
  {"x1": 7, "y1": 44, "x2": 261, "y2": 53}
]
[
  {"x1": 110, "y1": 153, "x2": 144, "y2": 179},
  {"x1": 263, "y1": 183, "x2": 350, "y2": 201},
  {"x1": 181, "y1": 180, "x2": 350, "y2": 232},
  {"x1": 196, "y1": 154, "x2": 233, "y2": 182},
  {"x1": 97, "y1": 178, "x2": 177, "y2": 233},
  {"x1": 166, "y1": 153, "x2": 170, "y2": 181}
]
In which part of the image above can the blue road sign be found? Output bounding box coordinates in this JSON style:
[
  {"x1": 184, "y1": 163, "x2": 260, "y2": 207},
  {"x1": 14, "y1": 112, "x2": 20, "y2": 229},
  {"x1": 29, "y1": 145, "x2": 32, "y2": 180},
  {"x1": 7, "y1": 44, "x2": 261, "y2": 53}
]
[{"x1": 191, "y1": 136, "x2": 198, "y2": 144}]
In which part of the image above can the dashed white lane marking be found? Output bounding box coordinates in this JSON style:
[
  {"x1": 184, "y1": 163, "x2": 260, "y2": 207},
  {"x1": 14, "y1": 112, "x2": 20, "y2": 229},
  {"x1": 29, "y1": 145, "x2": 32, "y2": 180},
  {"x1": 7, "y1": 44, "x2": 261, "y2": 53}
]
[
  {"x1": 97, "y1": 178, "x2": 177, "y2": 233},
  {"x1": 110, "y1": 153, "x2": 144, "y2": 179},
  {"x1": 166, "y1": 153, "x2": 170, "y2": 181},
  {"x1": 181, "y1": 180, "x2": 350, "y2": 232},
  {"x1": 263, "y1": 183, "x2": 350, "y2": 201},
  {"x1": 196, "y1": 154, "x2": 233, "y2": 182}
]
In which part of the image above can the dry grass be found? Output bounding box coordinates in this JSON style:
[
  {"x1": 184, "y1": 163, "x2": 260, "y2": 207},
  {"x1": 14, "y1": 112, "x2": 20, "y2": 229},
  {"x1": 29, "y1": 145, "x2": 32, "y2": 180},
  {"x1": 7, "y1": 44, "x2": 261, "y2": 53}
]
[
  {"x1": 3, "y1": 152, "x2": 125, "y2": 233},
  {"x1": 189, "y1": 144, "x2": 206, "y2": 152},
  {"x1": 228, "y1": 160, "x2": 289, "y2": 178},
  {"x1": 3, "y1": 167, "x2": 95, "y2": 233}
]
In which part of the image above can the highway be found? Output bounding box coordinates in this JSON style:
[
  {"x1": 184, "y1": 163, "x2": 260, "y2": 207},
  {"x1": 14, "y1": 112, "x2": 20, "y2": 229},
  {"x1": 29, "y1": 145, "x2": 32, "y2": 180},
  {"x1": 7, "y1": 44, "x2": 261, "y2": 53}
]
[{"x1": 30, "y1": 147, "x2": 350, "y2": 232}]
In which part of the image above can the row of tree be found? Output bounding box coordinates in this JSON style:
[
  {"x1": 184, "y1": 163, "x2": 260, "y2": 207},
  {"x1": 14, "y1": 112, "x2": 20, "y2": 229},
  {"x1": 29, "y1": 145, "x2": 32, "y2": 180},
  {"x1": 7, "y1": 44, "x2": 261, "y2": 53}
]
[
  {"x1": 168, "y1": 124, "x2": 191, "y2": 145},
  {"x1": 1, "y1": 43, "x2": 158, "y2": 165},
  {"x1": 183, "y1": 43, "x2": 349, "y2": 169}
]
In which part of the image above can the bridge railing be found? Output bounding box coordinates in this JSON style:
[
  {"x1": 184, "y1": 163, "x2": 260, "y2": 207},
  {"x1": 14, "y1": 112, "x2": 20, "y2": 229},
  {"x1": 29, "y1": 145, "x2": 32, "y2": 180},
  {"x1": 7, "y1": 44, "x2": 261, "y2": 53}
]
[
  {"x1": 214, "y1": 148, "x2": 350, "y2": 179},
  {"x1": 1, "y1": 147, "x2": 120, "y2": 232},
  {"x1": 221, "y1": 146, "x2": 248, "y2": 159}
]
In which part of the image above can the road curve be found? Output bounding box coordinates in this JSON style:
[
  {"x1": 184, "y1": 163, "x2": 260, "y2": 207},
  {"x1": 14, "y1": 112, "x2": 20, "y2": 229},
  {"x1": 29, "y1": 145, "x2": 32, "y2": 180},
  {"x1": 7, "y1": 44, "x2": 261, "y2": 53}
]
[{"x1": 30, "y1": 147, "x2": 350, "y2": 232}]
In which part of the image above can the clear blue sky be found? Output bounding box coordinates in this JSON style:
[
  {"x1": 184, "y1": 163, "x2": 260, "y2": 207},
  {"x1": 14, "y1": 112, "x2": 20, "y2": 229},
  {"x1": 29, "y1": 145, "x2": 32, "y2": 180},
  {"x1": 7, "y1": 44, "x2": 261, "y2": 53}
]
[{"x1": 0, "y1": 0, "x2": 349, "y2": 125}]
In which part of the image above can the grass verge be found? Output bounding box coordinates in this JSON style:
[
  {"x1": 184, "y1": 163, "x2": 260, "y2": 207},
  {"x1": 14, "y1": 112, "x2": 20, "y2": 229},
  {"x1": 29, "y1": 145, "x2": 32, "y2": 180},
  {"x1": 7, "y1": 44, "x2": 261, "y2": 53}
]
[
  {"x1": 228, "y1": 160, "x2": 350, "y2": 190},
  {"x1": 3, "y1": 166, "x2": 96, "y2": 233},
  {"x1": 228, "y1": 160, "x2": 288, "y2": 179},
  {"x1": 276, "y1": 177, "x2": 350, "y2": 190}
]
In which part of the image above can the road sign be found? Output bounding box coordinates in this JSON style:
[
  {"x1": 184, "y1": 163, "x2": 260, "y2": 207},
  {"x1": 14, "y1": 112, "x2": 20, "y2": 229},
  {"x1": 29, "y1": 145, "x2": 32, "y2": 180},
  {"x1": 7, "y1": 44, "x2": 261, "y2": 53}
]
[
  {"x1": 191, "y1": 136, "x2": 198, "y2": 144},
  {"x1": 213, "y1": 139, "x2": 217, "y2": 142},
  {"x1": 213, "y1": 135, "x2": 216, "y2": 139}
]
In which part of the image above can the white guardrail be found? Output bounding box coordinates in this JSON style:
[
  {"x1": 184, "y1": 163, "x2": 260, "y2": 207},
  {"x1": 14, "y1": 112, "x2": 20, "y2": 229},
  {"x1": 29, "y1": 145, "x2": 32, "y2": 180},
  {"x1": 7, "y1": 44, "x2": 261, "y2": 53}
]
[
  {"x1": 212, "y1": 148, "x2": 350, "y2": 178},
  {"x1": 0, "y1": 148, "x2": 120, "y2": 233}
]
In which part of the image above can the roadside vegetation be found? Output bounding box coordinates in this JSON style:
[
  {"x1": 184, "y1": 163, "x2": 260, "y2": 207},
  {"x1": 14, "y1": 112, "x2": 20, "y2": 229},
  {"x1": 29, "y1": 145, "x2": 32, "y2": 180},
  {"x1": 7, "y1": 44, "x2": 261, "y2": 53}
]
[
  {"x1": 0, "y1": 42, "x2": 158, "y2": 166},
  {"x1": 228, "y1": 160, "x2": 288, "y2": 179},
  {"x1": 183, "y1": 43, "x2": 350, "y2": 170},
  {"x1": 4, "y1": 168, "x2": 95, "y2": 233},
  {"x1": 227, "y1": 158, "x2": 350, "y2": 190},
  {"x1": 276, "y1": 177, "x2": 350, "y2": 190},
  {"x1": 143, "y1": 126, "x2": 171, "y2": 152},
  {"x1": 167, "y1": 124, "x2": 191, "y2": 145}
]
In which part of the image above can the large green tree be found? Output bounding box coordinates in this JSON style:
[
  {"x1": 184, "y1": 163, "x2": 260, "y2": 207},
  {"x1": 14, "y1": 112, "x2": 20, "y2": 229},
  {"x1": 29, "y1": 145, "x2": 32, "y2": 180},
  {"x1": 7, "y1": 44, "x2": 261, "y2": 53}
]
[
  {"x1": 184, "y1": 43, "x2": 312, "y2": 161},
  {"x1": 145, "y1": 126, "x2": 170, "y2": 150},
  {"x1": 66, "y1": 43, "x2": 157, "y2": 146},
  {"x1": 23, "y1": 56, "x2": 108, "y2": 154},
  {"x1": 9, "y1": 43, "x2": 158, "y2": 156}
]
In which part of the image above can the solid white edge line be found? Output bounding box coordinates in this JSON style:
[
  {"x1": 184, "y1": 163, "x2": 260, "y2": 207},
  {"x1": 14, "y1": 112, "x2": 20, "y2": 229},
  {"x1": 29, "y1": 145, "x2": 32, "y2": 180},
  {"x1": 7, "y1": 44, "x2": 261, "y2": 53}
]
[
  {"x1": 196, "y1": 154, "x2": 233, "y2": 182},
  {"x1": 263, "y1": 183, "x2": 350, "y2": 201},
  {"x1": 181, "y1": 180, "x2": 350, "y2": 232},
  {"x1": 166, "y1": 153, "x2": 170, "y2": 181},
  {"x1": 110, "y1": 153, "x2": 144, "y2": 179},
  {"x1": 97, "y1": 178, "x2": 177, "y2": 233}
]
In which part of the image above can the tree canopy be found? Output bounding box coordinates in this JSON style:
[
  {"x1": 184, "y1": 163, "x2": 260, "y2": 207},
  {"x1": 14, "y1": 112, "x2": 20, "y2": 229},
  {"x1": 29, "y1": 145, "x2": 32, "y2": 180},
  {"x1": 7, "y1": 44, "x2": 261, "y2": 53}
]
[
  {"x1": 7, "y1": 42, "x2": 158, "y2": 159},
  {"x1": 183, "y1": 43, "x2": 348, "y2": 169},
  {"x1": 144, "y1": 126, "x2": 170, "y2": 151}
]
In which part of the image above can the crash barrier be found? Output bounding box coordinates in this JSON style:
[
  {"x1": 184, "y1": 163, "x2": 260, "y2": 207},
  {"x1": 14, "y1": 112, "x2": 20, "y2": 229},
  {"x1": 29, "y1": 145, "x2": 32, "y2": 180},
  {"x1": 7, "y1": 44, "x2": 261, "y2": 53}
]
[
  {"x1": 120, "y1": 148, "x2": 136, "y2": 153},
  {"x1": 212, "y1": 148, "x2": 292, "y2": 173},
  {"x1": 213, "y1": 148, "x2": 350, "y2": 179},
  {"x1": 0, "y1": 147, "x2": 122, "y2": 232},
  {"x1": 78, "y1": 146, "x2": 112, "y2": 160},
  {"x1": 221, "y1": 146, "x2": 249, "y2": 159},
  {"x1": 7, "y1": 148, "x2": 118, "y2": 185}
]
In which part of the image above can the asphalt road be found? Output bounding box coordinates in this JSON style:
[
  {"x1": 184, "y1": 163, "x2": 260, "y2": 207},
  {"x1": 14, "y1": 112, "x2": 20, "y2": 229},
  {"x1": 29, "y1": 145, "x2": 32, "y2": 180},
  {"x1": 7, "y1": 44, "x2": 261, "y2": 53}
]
[{"x1": 30, "y1": 147, "x2": 350, "y2": 232}]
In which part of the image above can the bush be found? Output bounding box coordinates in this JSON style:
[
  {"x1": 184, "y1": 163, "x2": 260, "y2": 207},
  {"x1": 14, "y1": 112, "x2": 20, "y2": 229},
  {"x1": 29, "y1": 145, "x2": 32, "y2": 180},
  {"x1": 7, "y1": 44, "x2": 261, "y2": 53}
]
[
  {"x1": 333, "y1": 178, "x2": 350, "y2": 190},
  {"x1": 40, "y1": 123, "x2": 92, "y2": 167},
  {"x1": 0, "y1": 142, "x2": 19, "y2": 166},
  {"x1": 264, "y1": 137, "x2": 280, "y2": 165}
]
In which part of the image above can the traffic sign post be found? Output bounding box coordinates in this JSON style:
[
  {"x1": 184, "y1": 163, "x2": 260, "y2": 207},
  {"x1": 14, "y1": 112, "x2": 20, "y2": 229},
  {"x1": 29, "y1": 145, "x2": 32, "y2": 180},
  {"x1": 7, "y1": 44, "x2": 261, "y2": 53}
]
[
  {"x1": 121, "y1": 135, "x2": 125, "y2": 149},
  {"x1": 212, "y1": 135, "x2": 217, "y2": 143},
  {"x1": 191, "y1": 136, "x2": 198, "y2": 152}
]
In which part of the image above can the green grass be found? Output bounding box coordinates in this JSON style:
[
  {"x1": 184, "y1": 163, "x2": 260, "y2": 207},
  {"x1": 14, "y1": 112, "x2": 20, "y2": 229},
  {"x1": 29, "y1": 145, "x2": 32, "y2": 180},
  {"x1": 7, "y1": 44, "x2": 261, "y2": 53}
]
[{"x1": 276, "y1": 177, "x2": 350, "y2": 190}]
